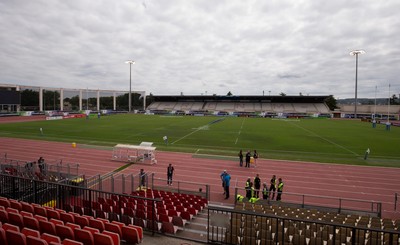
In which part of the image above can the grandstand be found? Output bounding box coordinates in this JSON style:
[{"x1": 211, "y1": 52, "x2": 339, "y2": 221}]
[{"x1": 147, "y1": 95, "x2": 331, "y2": 117}]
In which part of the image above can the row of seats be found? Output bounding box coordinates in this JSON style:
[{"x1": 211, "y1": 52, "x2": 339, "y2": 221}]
[
  {"x1": 237, "y1": 202, "x2": 400, "y2": 230},
  {"x1": 227, "y1": 203, "x2": 400, "y2": 245},
  {"x1": 0, "y1": 196, "x2": 143, "y2": 244}
]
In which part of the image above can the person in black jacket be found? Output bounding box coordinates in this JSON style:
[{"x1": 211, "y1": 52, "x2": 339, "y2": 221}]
[
  {"x1": 245, "y1": 150, "x2": 251, "y2": 168},
  {"x1": 167, "y1": 163, "x2": 174, "y2": 186},
  {"x1": 254, "y1": 174, "x2": 261, "y2": 198}
]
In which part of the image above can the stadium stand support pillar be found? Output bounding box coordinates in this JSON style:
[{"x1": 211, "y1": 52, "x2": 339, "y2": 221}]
[
  {"x1": 97, "y1": 90, "x2": 100, "y2": 111},
  {"x1": 60, "y1": 88, "x2": 64, "y2": 111},
  {"x1": 39, "y1": 87, "x2": 43, "y2": 112},
  {"x1": 113, "y1": 92, "x2": 117, "y2": 111},
  {"x1": 79, "y1": 90, "x2": 83, "y2": 111},
  {"x1": 142, "y1": 92, "x2": 146, "y2": 111}
]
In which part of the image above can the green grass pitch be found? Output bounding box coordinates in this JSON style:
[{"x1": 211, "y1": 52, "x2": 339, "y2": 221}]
[{"x1": 1, "y1": 114, "x2": 399, "y2": 167}]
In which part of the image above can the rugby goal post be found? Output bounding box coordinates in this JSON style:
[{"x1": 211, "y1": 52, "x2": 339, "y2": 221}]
[{"x1": 112, "y1": 143, "x2": 157, "y2": 164}]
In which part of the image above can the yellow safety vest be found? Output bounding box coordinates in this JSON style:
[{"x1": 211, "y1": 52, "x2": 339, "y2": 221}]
[{"x1": 278, "y1": 182, "x2": 284, "y2": 191}]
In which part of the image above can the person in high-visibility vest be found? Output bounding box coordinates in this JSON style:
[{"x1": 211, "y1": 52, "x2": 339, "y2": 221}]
[
  {"x1": 269, "y1": 175, "x2": 277, "y2": 200},
  {"x1": 276, "y1": 178, "x2": 284, "y2": 201},
  {"x1": 262, "y1": 182, "x2": 269, "y2": 200},
  {"x1": 245, "y1": 178, "x2": 252, "y2": 199}
]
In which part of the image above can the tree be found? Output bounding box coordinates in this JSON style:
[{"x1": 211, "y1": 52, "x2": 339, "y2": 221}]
[
  {"x1": 279, "y1": 92, "x2": 286, "y2": 96},
  {"x1": 390, "y1": 94, "x2": 399, "y2": 105},
  {"x1": 227, "y1": 91, "x2": 233, "y2": 96},
  {"x1": 324, "y1": 95, "x2": 338, "y2": 111}
]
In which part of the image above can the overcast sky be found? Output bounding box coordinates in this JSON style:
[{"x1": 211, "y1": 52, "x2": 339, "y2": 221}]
[{"x1": 1, "y1": 0, "x2": 399, "y2": 99}]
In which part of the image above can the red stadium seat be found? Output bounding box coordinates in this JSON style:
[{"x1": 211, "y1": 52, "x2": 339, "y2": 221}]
[
  {"x1": 6, "y1": 229, "x2": 27, "y2": 245},
  {"x1": 10, "y1": 200, "x2": 23, "y2": 211},
  {"x1": 89, "y1": 218, "x2": 105, "y2": 232},
  {"x1": 47, "y1": 209, "x2": 61, "y2": 220},
  {"x1": 180, "y1": 211, "x2": 193, "y2": 221},
  {"x1": 21, "y1": 202, "x2": 35, "y2": 214},
  {"x1": 34, "y1": 215, "x2": 48, "y2": 222},
  {"x1": 0, "y1": 198, "x2": 10, "y2": 208},
  {"x1": 65, "y1": 222, "x2": 80, "y2": 231},
  {"x1": 0, "y1": 209, "x2": 9, "y2": 223},
  {"x1": 49, "y1": 218, "x2": 64, "y2": 226},
  {"x1": 9, "y1": 211, "x2": 24, "y2": 227},
  {"x1": 104, "y1": 222, "x2": 122, "y2": 237},
  {"x1": 63, "y1": 238, "x2": 84, "y2": 245},
  {"x1": 26, "y1": 236, "x2": 48, "y2": 245},
  {"x1": 93, "y1": 232, "x2": 113, "y2": 245},
  {"x1": 34, "y1": 206, "x2": 47, "y2": 217},
  {"x1": 60, "y1": 212, "x2": 75, "y2": 224},
  {"x1": 172, "y1": 215, "x2": 186, "y2": 227},
  {"x1": 83, "y1": 226, "x2": 99, "y2": 235},
  {"x1": 2, "y1": 223, "x2": 20, "y2": 232},
  {"x1": 21, "y1": 227, "x2": 40, "y2": 238},
  {"x1": 161, "y1": 221, "x2": 178, "y2": 234},
  {"x1": 23, "y1": 215, "x2": 40, "y2": 231},
  {"x1": 0, "y1": 227, "x2": 8, "y2": 245},
  {"x1": 121, "y1": 225, "x2": 139, "y2": 244},
  {"x1": 6, "y1": 207, "x2": 19, "y2": 214},
  {"x1": 39, "y1": 219, "x2": 57, "y2": 235},
  {"x1": 102, "y1": 230, "x2": 120, "y2": 245},
  {"x1": 20, "y1": 211, "x2": 34, "y2": 217},
  {"x1": 74, "y1": 228, "x2": 94, "y2": 245},
  {"x1": 56, "y1": 224, "x2": 75, "y2": 241},
  {"x1": 75, "y1": 216, "x2": 90, "y2": 228},
  {"x1": 41, "y1": 233, "x2": 61, "y2": 244},
  {"x1": 128, "y1": 224, "x2": 143, "y2": 241}
]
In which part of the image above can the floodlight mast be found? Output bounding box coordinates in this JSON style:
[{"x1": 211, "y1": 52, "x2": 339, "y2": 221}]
[
  {"x1": 349, "y1": 50, "x2": 365, "y2": 119},
  {"x1": 125, "y1": 60, "x2": 135, "y2": 113}
]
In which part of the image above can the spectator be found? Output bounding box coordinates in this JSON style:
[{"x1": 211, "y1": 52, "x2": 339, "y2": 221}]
[
  {"x1": 262, "y1": 182, "x2": 269, "y2": 200},
  {"x1": 253, "y1": 150, "x2": 259, "y2": 167},
  {"x1": 245, "y1": 150, "x2": 251, "y2": 168},
  {"x1": 167, "y1": 163, "x2": 174, "y2": 186},
  {"x1": 238, "y1": 150, "x2": 243, "y2": 167},
  {"x1": 224, "y1": 171, "x2": 231, "y2": 199},
  {"x1": 269, "y1": 175, "x2": 277, "y2": 200},
  {"x1": 139, "y1": 169, "x2": 146, "y2": 187},
  {"x1": 245, "y1": 178, "x2": 252, "y2": 200},
  {"x1": 254, "y1": 174, "x2": 261, "y2": 198},
  {"x1": 220, "y1": 170, "x2": 227, "y2": 195},
  {"x1": 276, "y1": 178, "x2": 284, "y2": 201}
]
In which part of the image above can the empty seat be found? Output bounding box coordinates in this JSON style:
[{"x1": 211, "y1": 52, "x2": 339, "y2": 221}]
[
  {"x1": 21, "y1": 227, "x2": 40, "y2": 238},
  {"x1": 102, "y1": 230, "x2": 120, "y2": 245},
  {"x1": 49, "y1": 218, "x2": 64, "y2": 226},
  {"x1": 34, "y1": 206, "x2": 47, "y2": 217},
  {"x1": 75, "y1": 228, "x2": 94, "y2": 245},
  {"x1": 47, "y1": 209, "x2": 61, "y2": 220},
  {"x1": 26, "y1": 236, "x2": 48, "y2": 245},
  {"x1": 93, "y1": 232, "x2": 113, "y2": 245},
  {"x1": 21, "y1": 202, "x2": 35, "y2": 214},
  {"x1": 0, "y1": 227, "x2": 7, "y2": 245},
  {"x1": 23, "y1": 215, "x2": 40, "y2": 230},
  {"x1": 41, "y1": 233, "x2": 61, "y2": 244},
  {"x1": 0, "y1": 198, "x2": 11, "y2": 208},
  {"x1": 9, "y1": 212, "x2": 25, "y2": 229},
  {"x1": 65, "y1": 222, "x2": 81, "y2": 231},
  {"x1": 20, "y1": 211, "x2": 34, "y2": 217},
  {"x1": 2, "y1": 223, "x2": 20, "y2": 232},
  {"x1": 0, "y1": 209, "x2": 9, "y2": 223},
  {"x1": 121, "y1": 226, "x2": 140, "y2": 244},
  {"x1": 161, "y1": 221, "x2": 178, "y2": 234},
  {"x1": 10, "y1": 201, "x2": 23, "y2": 211},
  {"x1": 63, "y1": 238, "x2": 84, "y2": 245},
  {"x1": 56, "y1": 224, "x2": 75, "y2": 241},
  {"x1": 104, "y1": 222, "x2": 122, "y2": 237},
  {"x1": 89, "y1": 219, "x2": 105, "y2": 232},
  {"x1": 39, "y1": 219, "x2": 57, "y2": 235},
  {"x1": 75, "y1": 216, "x2": 90, "y2": 228},
  {"x1": 6, "y1": 229, "x2": 27, "y2": 245},
  {"x1": 60, "y1": 212, "x2": 75, "y2": 224},
  {"x1": 83, "y1": 226, "x2": 99, "y2": 235}
]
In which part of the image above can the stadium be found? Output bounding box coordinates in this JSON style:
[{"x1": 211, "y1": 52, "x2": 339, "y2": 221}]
[{"x1": 1, "y1": 83, "x2": 400, "y2": 245}]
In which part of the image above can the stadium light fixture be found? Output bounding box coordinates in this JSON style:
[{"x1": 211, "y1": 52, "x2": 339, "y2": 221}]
[
  {"x1": 125, "y1": 60, "x2": 135, "y2": 113},
  {"x1": 349, "y1": 50, "x2": 365, "y2": 119}
]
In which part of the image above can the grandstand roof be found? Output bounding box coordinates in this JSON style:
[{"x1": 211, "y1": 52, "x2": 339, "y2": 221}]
[{"x1": 151, "y1": 95, "x2": 329, "y2": 103}]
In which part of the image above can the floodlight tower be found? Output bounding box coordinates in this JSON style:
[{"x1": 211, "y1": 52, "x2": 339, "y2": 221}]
[
  {"x1": 349, "y1": 50, "x2": 365, "y2": 119},
  {"x1": 125, "y1": 60, "x2": 135, "y2": 113}
]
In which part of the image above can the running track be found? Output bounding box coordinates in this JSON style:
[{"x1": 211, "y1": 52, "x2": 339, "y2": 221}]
[{"x1": 1, "y1": 136, "x2": 399, "y2": 219}]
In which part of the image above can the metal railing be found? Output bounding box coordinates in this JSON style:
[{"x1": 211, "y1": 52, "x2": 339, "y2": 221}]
[
  {"x1": 235, "y1": 187, "x2": 382, "y2": 217},
  {"x1": 207, "y1": 206, "x2": 400, "y2": 245}
]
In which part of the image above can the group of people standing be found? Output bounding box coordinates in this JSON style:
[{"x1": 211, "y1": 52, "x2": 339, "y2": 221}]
[
  {"x1": 238, "y1": 150, "x2": 258, "y2": 168},
  {"x1": 245, "y1": 174, "x2": 284, "y2": 201}
]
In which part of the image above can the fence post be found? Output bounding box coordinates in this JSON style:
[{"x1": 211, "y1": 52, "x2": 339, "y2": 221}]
[
  {"x1": 122, "y1": 174, "x2": 125, "y2": 193},
  {"x1": 151, "y1": 173, "x2": 154, "y2": 189},
  {"x1": 178, "y1": 181, "x2": 181, "y2": 193},
  {"x1": 111, "y1": 175, "x2": 114, "y2": 193},
  {"x1": 98, "y1": 175, "x2": 102, "y2": 191},
  {"x1": 131, "y1": 175, "x2": 134, "y2": 193},
  {"x1": 395, "y1": 193, "x2": 398, "y2": 211},
  {"x1": 338, "y1": 198, "x2": 342, "y2": 214},
  {"x1": 302, "y1": 194, "x2": 305, "y2": 208},
  {"x1": 234, "y1": 187, "x2": 238, "y2": 205}
]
